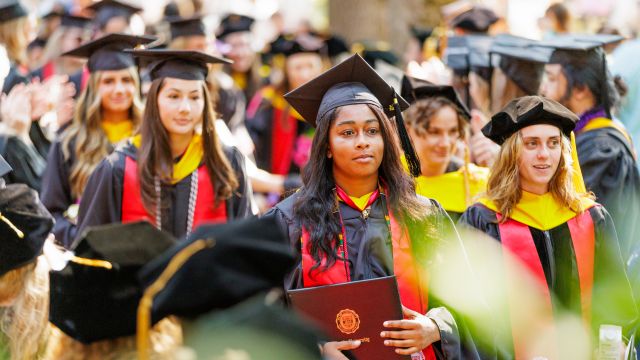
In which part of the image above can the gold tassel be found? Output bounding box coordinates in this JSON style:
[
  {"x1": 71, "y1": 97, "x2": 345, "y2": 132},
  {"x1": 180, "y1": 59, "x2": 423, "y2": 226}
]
[
  {"x1": 70, "y1": 257, "x2": 113, "y2": 269},
  {"x1": 0, "y1": 212, "x2": 24, "y2": 239},
  {"x1": 136, "y1": 238, "x2": 215, "y2": 360},
  {"x1": 570, "y1": 131, "x2": 587, "y2": 194}
]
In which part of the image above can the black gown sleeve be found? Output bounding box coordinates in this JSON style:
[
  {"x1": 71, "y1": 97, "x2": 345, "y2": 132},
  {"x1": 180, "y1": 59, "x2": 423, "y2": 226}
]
[
  {"x1": 590, "y1": 205, "x2": 638, "y2": 338},
  {"x1": 225, "y1": 145, "x2": 255, "y2": 219},
  {"x1": 245, "y1": 96, "x2": 273, "y2": 171},
  {"x1": 75, "y1": 153, "x2": 124, "y2": 246},
  {"x1": 1, "y1": 135, "x2": 46, "y2": 192},
  {"x1": 40, "y1": 139, "x2": 76, "y2": 248}
]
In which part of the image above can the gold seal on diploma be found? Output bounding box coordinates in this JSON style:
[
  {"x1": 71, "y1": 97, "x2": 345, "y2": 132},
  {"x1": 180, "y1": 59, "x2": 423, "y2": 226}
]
[{"x1": 336, "y1": 309, "x2": 360, "y2": 334}]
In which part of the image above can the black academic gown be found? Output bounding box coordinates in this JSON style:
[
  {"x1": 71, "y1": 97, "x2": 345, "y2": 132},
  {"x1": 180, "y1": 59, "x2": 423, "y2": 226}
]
[
  {"x1": 212, "y1": 71, "x2": 246, "y2": 132},
  {"x1": 75, "y1": 141, "x2": 253, "y2": 244},
  {"x1": 2, "y1": 63, "x2": 29, "y2": 94},
  {"x1": 458, "y1": 203, "x2": 638, "y2": 356},
  {"x1": 0, "y1": 134, "x2": 46, "y2": 191},
  {"x1": 265, "y1": 191, "x2": 485, "y2": 359},
  {"x1": 576, "y1": 127, "x2": 640, "y2": 277}
]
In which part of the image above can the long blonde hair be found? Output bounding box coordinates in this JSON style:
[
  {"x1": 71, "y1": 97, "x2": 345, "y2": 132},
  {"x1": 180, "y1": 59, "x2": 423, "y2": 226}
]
[
  {"x1": 0, "y1": 16, "x2": 30, "y2": 64},
  {"x1": 43, "y1": 317, "x2": 182, "y2": 360},
  {"x1": 486, "y1": 130, "x2": 593, "y2": 221},
  {"x1": 0, "y1": 257, "x2": 51, "y2": 360},
  {"x1": 36, "y1": 26, "x2": 90, "y2": 70},
  {"x1": 61, "y1": 67, "x2": 143, "y2": 199}
]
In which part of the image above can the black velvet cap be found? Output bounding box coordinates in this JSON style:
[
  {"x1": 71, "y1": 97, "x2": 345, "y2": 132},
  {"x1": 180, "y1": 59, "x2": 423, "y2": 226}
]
[
  {"x1": 60, "y1": 14, "x2": 91, "y2": 29},
  {"x1": 0, "y1": 184, "x2": 53, "y2": 276},
  {"x1": 48, "y1": 221, "x2": 176, "y2": 344},
  {"x1": 63, "y1": 33, "x2": 156, "y2": 72},
  {"x1": 87, "y1": 0, "x2": 141, "y2": 29},
  {"x1": 482, "y1": 95, "x2": 578, "y2": 145},
  {"x1": 127, "y1": 49, "x2": 232, "y2": 81},
  {"x1": 168, "y1": 15, "x2": 206, "y2": 39},
  {"x1": 401, "y1": 75, "x2": 471, "y2": 120},
  {"x1": 451, "y1": 5, "x2": 499, "y2": 33},
  {"x1": 284, "y1": 53, "x2": 409, "y2": 127},
  {"x1": 217, "y1": 14, "x2": 254, "y2": 39},
  {"x1": 137, "y1": 216, "x2": 296, "y2": 323},
  {"x1": 490, "y1": 34, "x2": 554, "y2": 95},
  {"x1": 183, "y1": 293, "x2": 323, "y2": 359},
  {"x1": 0, "y1": 1, "x2": 27, "y2": 23}
]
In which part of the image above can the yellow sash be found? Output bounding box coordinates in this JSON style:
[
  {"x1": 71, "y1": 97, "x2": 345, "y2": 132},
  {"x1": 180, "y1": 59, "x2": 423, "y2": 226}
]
[
  {"x1": 101, "y1": 120, "x2": 134, "y2": 144},
  {"x1": 261, "y1": 86, "x2": 304, "y2": 120},
  {"x1": 131, "y1": 134, "x2": 203, "y2": 184},
  {"x1": 582, "y1": 117, "x2": 633, "y2": 146},
  {"x1": 348, "y1": 192, "x2": 374, "y2": 211},
  {"x1": 478, "y1": 192, "x2": 595, "y2": 231},
  {"x1": 402, "y1": 156, "x2": 489, "y2": 213},
  {"x1": 231, "y1": 71, "x2": 247, "y2": 90}
]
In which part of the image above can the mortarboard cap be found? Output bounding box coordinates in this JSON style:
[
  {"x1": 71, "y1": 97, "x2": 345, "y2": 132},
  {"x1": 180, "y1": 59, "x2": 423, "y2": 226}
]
[
  {"x1": 0, "y1": 184, "x2": 53, "y2": 276},
  {"x1": 401, "y1": 75, "x2": 471, "y2": 120},
  {"x1": 352, "y1": 41, "x2": 399, "y2": 67},
  {"x1": 410, "y1": 25, "x2": 434, "y2": 46},
  {"x1": 182, "y1": 293, "x2": 323, "y2": 360},
  {"x1": 217, "y1": 14, "x2": 254, "y2": 39},
  {"x1": 167, "y1": 15, "x2": 206, "y2": 39},
  {"x1": 0, "y1": 1, "x2": 27, "y2": 23},
  {"x1": 489, "y1": 34, "x2": 554, "y2": 95},
  {"x1": 482, "y1": 95, "x2": 578, "y2": 145},
  {"x1": 451, "y1": 5, "x2": 499, "y2": 33},
  {"x1": 323, "y1": 34, "x2": 349, "y2": 58},
  {"x1": 268, "y1": 33, "x2": 325, "y2": 57},
  {"x1": 284, "y1": 54, "x2": 421, "y2": 176},
  {"x1": 0, "y1": 154, "x2": 12, "y2": 177},
  {"x1": 88, "y1": 0, "x2": 142, "y2": 30},
  {"x1": 63, "y1": 33, "x2": 155, "y2": 72},
  {"x1": 60, "y1": 14, "x2": 91, "y2": 29},
  {"x1": 127, "y1": 48, "x2": 231, "y2": 81},
  {"x1": 48, "y1": 221, "x2": 176, "y2": 344},
  {"x1": 445, "y1": 35, "x2": 493, "y2": 80}
]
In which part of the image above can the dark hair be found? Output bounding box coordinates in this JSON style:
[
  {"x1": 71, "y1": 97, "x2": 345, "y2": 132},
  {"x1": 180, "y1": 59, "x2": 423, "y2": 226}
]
[
  {"x1": 556, "y1": 47, "x2": 619, "y2": 112},
  {"x1": 293, "y1": 104, "x2": 434, "y2": 270},
  {"x1": 546, "y1": 3, "x2": 570, "y2": 32},
  {"x1": 404, "y1": 96, "x2": 469, "y2": 141},
  {"x1": 138, "y1": 78, "x2": 239, "y2": 215}
]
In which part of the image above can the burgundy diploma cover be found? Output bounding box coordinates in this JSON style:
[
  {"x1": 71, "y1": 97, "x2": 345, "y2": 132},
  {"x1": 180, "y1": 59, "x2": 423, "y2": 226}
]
[{"x1": 287, "y1": 276, "x2": 409, "y2": 360}]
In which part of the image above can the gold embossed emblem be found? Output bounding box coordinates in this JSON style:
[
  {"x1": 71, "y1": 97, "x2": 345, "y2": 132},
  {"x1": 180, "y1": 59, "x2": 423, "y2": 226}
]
[{"x1": 336, "y1": 309, "x2": 360, "y2": 334}]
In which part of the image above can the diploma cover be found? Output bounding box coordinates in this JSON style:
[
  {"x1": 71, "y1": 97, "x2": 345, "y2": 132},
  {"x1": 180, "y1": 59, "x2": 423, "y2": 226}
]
[{"x1": 288, "y1": 276, "x2": 409, "y2": 360}]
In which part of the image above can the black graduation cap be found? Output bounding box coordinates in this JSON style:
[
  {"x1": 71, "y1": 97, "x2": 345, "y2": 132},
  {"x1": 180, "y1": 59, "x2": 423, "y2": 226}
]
[
  {"x1": 268, "y1": 33, "x2": 325, "y2": 57},
  {"x1": 42, "y1": 9, "x2": 64, "y2": 20},
  {"x1": 401, "y1": 75, "x2": 471, "y2": 120},
  {"x1": 0, "y1": 154, "x2": 11, "y2": 177},
  {"x1": 489, "y1": 34, "x2": 554, "y2": 95},
  {"x1": 167, "y1": 15, "x2": 206, "y2": 39},
  {"x1": 451, "y1": 5, "x2": 499, "y2": 33},
  {"x1": 126, "y1": 49, "x2": 232, "y2": 81},
  {"x1": 537, "y1": 34, "x2": 624, "y2": 119},
  {"x1": 87, "y1": 0, "x2": 142, "y2": 29},
  {"x1": 353, "y1": 41, "x2": 399, "y2": 67},
  {"x1": 48, "y1": 221, "x2": 177, "y2": 344},
  {"x1": 0, "y1": 184, "x2": 53, "y2": 276},
  {"x1": 322, "y1": 34, "x2": 349, "y2": 58},
  {"x1": 63, "y1": 33, "x2": 156, "y2": 72},
  {"x1": 0, "y1": 1, "x2": 27, "y2": 23},
  {"x1": 137, "y1": 216, "x2": 295, "y2": 323},
  {"x1": 482, "y1": 95, "x2": 578, "y2": 145},
  {"x1": 284, "y1": 54, "x2": 421, "y2": 176},
  {"x1": 410, "y1": 25, "x2": 434, "y2": 46},
  {"x1": 60, "y1": 14, "x2": 92, "y2": 29},
  {"x1": 182, "y1": 293, "x2": 323, "y2": 360},
  {"x1": 217, "y1": 13, "x2": 254, "y2": 39},
  {"x1": 445, "y1": 35, "x2": 493, "y2": 80}
]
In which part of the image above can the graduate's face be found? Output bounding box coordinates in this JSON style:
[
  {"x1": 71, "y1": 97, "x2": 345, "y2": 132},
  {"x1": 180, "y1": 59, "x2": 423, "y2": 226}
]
[
  {"x1": 285, "y1": 53, "x2": 323, "y2": 90},
  {"x1": 328, "y1": 104, "x2": 384, "y2": 181},
  {"x1": 98, "y1": 69, "x2": 135, "y2": 113},
  {"x1": 409, "y1": 105, "x2": 460, "y2": 173},
  {"x1": 157, "y1": 78, "x2": 204, "y2": 136},
  {"x1": 540, "y1": 64, "x2": 568, "y2": 104},
  {"x1": 517, "y1": 124, "x2": 562, "y2": 194},
  {"x1": 224, "y1": 32, "x2": 255, "y2": 73},
  {"x1": 183, "y1": 35, "x2": 208, "y2": 52}
]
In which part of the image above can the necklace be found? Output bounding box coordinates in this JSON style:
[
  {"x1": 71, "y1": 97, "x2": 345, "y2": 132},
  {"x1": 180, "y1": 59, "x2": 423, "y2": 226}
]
[{"x1": 154, "y1": 169, "x2": 198, "y2": 237}]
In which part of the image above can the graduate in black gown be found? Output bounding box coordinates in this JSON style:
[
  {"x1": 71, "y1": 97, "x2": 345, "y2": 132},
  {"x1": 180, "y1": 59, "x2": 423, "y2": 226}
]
[
  {"x1": 458, "y1": 96, "x2": 637, "y2": 357},
  {"x1": 40, "y1": 34, "x2": 155, "y2": 248},
  {"x1": 76, "y1": 49, "x2": 253, "y2": 240},
  {"x1": 537, "y1": 34, "x2": 640, "y2": 302},
  {"x1": 0, "y1": 1, "x2": 32, "y2": 94},
  {"x1": 265, "y1": 54, "x2": 481, "y2": 359}
]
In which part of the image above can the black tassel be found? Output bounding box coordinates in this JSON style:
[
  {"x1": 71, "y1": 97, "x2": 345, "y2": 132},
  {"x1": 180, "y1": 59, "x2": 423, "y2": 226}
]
[{"x1": 391, "y1": 95, "x2": 422, "y2": 177}]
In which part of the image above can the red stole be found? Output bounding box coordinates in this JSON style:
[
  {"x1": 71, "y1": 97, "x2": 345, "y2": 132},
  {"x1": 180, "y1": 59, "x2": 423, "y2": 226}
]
[
  {"x1": 300, "y1": 193, "x2": 435, "y2": 359},
  {"x1": 121, "y1": 156, "x2": 227, "y2": 229},
  {"x1": 42, "y1": 61, "x2": 55, "y2": 80},
  {"x1": 497, "y1": 210, "x2": 595, "y2": 359}
]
